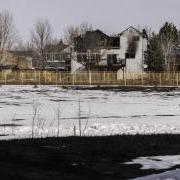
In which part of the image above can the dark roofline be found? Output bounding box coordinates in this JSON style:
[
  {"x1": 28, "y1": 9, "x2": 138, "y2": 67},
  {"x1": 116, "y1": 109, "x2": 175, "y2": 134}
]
[
  {"x1": 8, "y1": 50, "x2": 34, "y2": 58},
  {"x1": 77, "y1": 29, "x2": 110, "y2": 39},
  {"x1": 118, "y1": 26, "x2": 143, "y2": 37}
]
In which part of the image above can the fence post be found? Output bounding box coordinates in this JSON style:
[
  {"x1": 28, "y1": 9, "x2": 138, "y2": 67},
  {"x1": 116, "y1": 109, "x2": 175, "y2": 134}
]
[
  {"x1": 72, "y1": 73, "x2": 75, "y2": 86},
  {"x1": 38, "y1": 71, "x2": 41, "y2": 85},
  {"x1": 89, "y1": 71, "x2": 92, "y2": 86},
  {"x1": 103, "y1": 71, "x2": 106, "y2": 84},
  {"x1": 21, "y1": 72, "x2": 24, "y2": 85},
  {"x1": 59, "y1": 72, "x2": 61, "y2": 84},
  {"x1": 34, "y1": 70, "x2": 37, "y2": 83},
  {"x1": 44, "y1": 71, "x2": 47, "y2": 85},
  {"x1": 177, "y1": 73, "x2": 179, "y2": 87},
  {"x1": 124, "y1": 72, "x2": 127, "y2": 86},
  {"x1": 4, "y1": 72, "x2": 7, "y2": 85},
  {"x1": 141, "y1": 72, "x2": 144, "y2": 86},
  {"x1": 159, "y1": 73, "x2": 162, "y2": 87},
  {"x1": 56, "y1": 72, "x2": 58, "y2": 87}
]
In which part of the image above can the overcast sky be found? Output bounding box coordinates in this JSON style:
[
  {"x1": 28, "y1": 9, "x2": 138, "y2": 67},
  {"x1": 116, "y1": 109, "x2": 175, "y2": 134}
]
[{"x1": 0, "y1": 0, "x2": 179, "y2": 41}]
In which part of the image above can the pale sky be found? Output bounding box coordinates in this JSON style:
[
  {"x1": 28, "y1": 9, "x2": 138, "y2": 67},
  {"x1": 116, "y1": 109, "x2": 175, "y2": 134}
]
[{"x1": 0, "y1": 0, "x2": 179, "y2": 41}]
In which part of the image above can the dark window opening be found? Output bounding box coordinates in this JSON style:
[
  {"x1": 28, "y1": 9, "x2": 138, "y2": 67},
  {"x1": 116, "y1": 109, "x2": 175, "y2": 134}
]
[
  {"x1": 177, "y1": 65, "x2": 180, "y2": 71},
  {"x1": 109, "y1": 37, "x2": 120, "y2": 48},
  {"x1": 107, "y1": 54, "x2": 117, "y2": 64},
  {"x1": 176, "y1": 55, "x2": 180, "y2": 59},
  {"x1": 125, "y1": 53, "x2": 135, "y2": 59},
  {"x1": 98, "y1": 40, "x2": 106, "y2": 47},
  {"x1": 118, "y1": 59, "x2": 126, "y2": 66}
]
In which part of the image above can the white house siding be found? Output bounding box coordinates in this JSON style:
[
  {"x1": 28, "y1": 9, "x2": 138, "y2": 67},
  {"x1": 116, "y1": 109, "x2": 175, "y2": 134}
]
[
  {"x1": 100, "y1": 28, "x2": 147, "y2": 75},
  {"x1": 120, "y1": 30, "x2": 146, "y2": 73},
  {"x1": 117, "y1": 28, "x2": 147, "y2": 79}
]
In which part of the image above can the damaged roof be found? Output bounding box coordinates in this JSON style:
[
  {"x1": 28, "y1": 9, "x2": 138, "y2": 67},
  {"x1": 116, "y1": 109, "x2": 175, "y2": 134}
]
[{"x1": 119, "y1": 26, "x2": 148, "y2": 39}]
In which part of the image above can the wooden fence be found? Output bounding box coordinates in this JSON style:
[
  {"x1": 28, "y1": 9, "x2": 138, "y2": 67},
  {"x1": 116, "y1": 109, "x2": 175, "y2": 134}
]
[{"x1": 0, "y1": 70, "x2": 180, "y2": 86}]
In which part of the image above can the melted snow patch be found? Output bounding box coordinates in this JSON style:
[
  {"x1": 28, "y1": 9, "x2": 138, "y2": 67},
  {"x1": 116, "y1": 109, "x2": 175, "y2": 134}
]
[
  {"x1": 125, "y1": 155, "x2": 180, "y2": 170},
  {"x1": 131, "y1": 169, "x2": 180, "y2": 180}
]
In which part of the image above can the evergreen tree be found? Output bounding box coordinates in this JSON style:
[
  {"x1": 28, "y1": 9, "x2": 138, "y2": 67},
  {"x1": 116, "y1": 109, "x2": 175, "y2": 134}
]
[
  {"x1": 147, "y1": 33, "x2": 164, "y2": 71},
  {"x1": 159, "y1": 22, "x2": 178, "y2": 71},
  {"x1": 159, "y1": 22, "x2": 178, "y2": 44}
]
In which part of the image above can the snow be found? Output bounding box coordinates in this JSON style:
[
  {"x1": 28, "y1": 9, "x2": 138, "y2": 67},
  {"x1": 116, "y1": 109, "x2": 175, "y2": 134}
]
[
  {"x1": 131, "y1": 169, "x2": 180, "y2": 180},
  {"x1": 126, "y1": 155, "x2": 180, "y2": 180},
  {"x1": 125, "y1": 155, "x2": 180, "y2": 170},
  {"x1": 0, "y1": 85, "x2": 180, "y2": 138}
]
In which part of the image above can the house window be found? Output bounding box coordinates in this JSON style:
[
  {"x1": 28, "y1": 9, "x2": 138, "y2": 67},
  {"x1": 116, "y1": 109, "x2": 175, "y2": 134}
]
[
  {"x1": 98, "y1": 40, "x2": 105, "y2": 47},
  {"x1": 46, "y1": 54, "x2": 52, "y2": 62},
  {"x1": 54, "y1": 54, "x2": 59, "y2": 61},
  {"x1": 107, "y1": 54, "x2": 117, "y2": 64},
  {"x1": 125, "y1": 53, "x2": 135, "y2": 59},
  {"x1": 177, "y1": 65, "x2": 180, "y2": 71}
]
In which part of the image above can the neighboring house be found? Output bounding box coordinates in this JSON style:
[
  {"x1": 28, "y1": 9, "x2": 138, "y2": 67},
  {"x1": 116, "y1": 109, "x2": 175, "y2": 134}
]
[
  {"x1": 1, "y1": 51, "x2": 33, "y2": 70},
  {"x1": 73, "y1": 27, "x2": 148, "y2": 76},
  {"x1": 44, "y1": 41, "x2": 72, "y2": 71}
]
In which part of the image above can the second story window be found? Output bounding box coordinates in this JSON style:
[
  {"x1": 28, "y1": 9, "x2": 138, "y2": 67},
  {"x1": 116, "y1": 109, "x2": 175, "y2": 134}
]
[{"x1": 125, "y1": 53, "x2": 135, "y2": 59}]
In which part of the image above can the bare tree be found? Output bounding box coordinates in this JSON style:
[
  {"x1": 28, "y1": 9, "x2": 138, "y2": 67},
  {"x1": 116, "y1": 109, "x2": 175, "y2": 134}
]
[
  {"x1": 143, "y1": 26, "x2": 153, "y2": 39},
  {"x1": 0, "y1": 10, "x2": 17, "y2": 66},
  {"x1": 158, "y1": 22, "x2": 178, "y2": 71},
  {"x1": 136, "y1": 25, "x2": 152, "y2": 39},
  {"x1": 64, "y1": 22, "x2": 93, "y2": 45},
  {"x1": 79, "y1": 22, "x2": 93, "y2": 35},
  {"x1": 11, "y1": 36, "x2": 29, "y2": 51},
  {"x1": 77, "y1": 52, "x2": 101, "y2": 71},
  {"x1": 64, "y1": 25, "x2": 79, "y2": 45},
  {"x1": 31, "y1": 18, "x2": 52, "y2": 68},
  {"x1": 159, "y1": 34, "x2": 175, "y2": 71}
]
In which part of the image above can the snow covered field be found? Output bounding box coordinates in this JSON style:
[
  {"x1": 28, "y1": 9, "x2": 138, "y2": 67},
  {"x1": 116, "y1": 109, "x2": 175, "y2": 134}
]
[
  {"x1": 0, "y1": 85, "x2": 180, "y2": 139},
  {"x1": 126, "y1": 155, "x2": 180, "y2": 180},
  {"x1": 132, "y1": 169, "x2": 180, "y2": 180},
  {"x1": 126, "y1": 155, "x2": 180, "y2": 170}
]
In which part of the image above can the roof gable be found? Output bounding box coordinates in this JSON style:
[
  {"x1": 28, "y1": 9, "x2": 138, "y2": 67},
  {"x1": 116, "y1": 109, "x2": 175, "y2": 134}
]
[{"x1": 119, "y1": 26, "x2": 142, "y2": 36}]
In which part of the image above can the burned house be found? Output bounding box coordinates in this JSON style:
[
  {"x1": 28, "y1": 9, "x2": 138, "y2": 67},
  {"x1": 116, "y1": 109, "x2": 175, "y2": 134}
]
[
  {"x1": 74, "y1": 30, "x2": 120, "y2": 71},
  {"x1": 73, "y1": 27, "x2": 148, "y2": 74}
]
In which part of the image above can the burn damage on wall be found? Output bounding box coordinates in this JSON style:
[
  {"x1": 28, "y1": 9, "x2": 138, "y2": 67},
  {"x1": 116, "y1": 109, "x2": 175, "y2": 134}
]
[
  {"x1": 125, "y1": 35, "x2": 139, "y2": 59},
  {"x1": 74, "y1": 30, "x2": 120, "y2": 52},
  {"x1": 73, "y1": 26, "x2": 148, "y2": 72},
  {"x1": 74, "y1": 30, "x2": 120, "y2": 70}
]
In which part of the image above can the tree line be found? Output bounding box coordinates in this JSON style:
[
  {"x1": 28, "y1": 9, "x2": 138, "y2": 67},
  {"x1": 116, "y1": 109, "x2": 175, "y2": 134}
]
[
  {"x1": 147, "y1": 22, "x2": 179, "y2": 72},
  {"x1": 0, "y1": 9, "x2": 179, "y2": 72}
]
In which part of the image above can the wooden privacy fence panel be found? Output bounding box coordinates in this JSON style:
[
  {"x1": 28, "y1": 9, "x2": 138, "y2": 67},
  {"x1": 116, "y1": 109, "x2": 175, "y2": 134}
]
[{"x1": 0, "y1": 70, "x2": 180, "y2": 86}]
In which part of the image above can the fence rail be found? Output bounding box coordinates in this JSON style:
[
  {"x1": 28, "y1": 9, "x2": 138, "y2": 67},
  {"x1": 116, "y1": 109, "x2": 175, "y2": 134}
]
[{"x1": 1, "y1": 70, "x2": 180, "y2": 86}]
